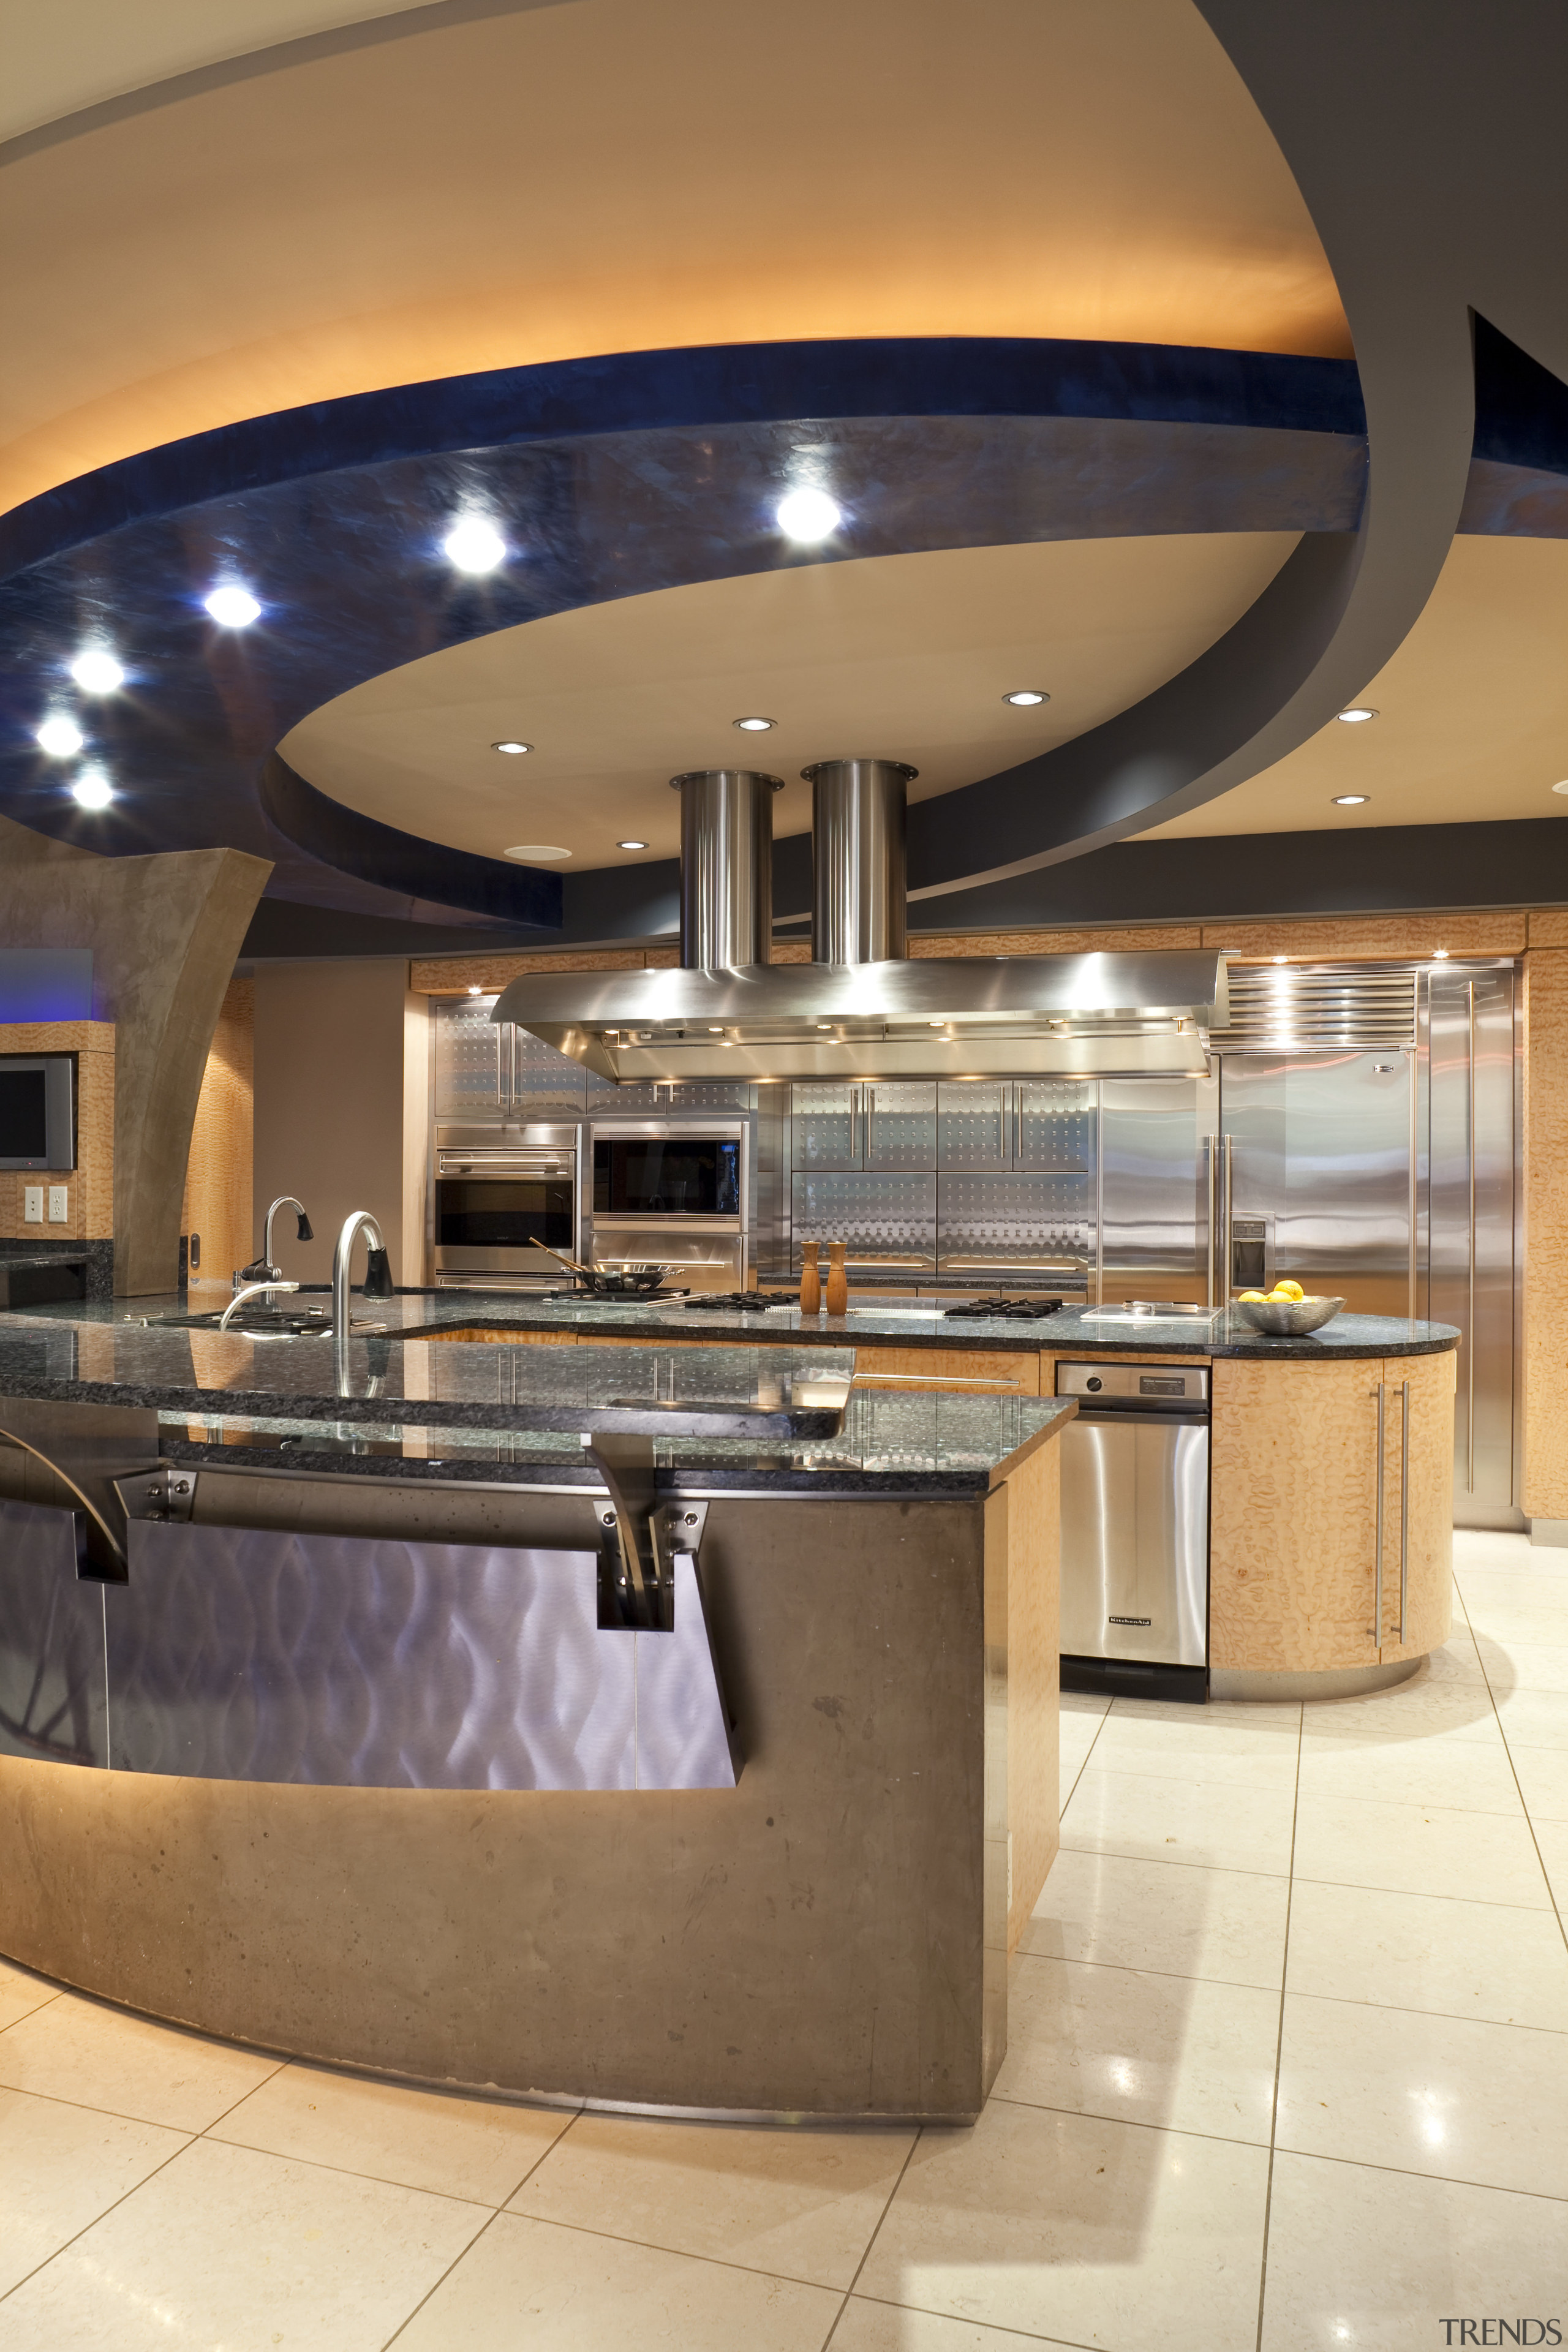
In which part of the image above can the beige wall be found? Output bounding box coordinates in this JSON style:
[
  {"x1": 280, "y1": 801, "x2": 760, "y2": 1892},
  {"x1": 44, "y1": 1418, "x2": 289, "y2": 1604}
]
[{"x1": 253, "y1": 960, "x2": 424, "y2": 1287}]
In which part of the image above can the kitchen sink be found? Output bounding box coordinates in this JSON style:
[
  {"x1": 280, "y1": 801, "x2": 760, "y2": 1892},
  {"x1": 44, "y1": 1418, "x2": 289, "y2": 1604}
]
[{"x1": 138, "y1": 1308, "x2": 337, "y2": 1338}]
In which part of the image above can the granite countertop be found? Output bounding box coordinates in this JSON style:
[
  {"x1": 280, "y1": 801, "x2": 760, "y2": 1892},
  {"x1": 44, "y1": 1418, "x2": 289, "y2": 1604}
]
[{"x1": 7, "y1": 1287, "x2": 1461, "y2": 1360}]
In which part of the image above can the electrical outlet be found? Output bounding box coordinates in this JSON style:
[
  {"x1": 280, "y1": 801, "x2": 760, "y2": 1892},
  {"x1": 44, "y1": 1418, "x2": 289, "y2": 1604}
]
[
  {"x1": 23, "y1": 1185, "x2": 43, "y2": 1223},
  {"x1": 47, "y1": 1185, "x2": 68, "y2": 1224}
]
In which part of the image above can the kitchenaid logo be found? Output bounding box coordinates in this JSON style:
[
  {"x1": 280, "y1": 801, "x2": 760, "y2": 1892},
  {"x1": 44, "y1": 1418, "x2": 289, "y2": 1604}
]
[
  {"x1": 1439, "y1": 2324, "x2": 1561, "y2": 2345},
  {"x1": 1107, "y1": 1615, "x2": 1152, "y2": 1626}
]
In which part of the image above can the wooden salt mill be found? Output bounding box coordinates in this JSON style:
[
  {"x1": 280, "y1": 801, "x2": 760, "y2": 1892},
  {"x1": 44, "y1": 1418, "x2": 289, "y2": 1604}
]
[
  {"x1": 798, "y1": 1242, "x2": 822, "y2": 1315},
  {"x1": 824, "y1": 1241, "x2": 849, "y2": 1318}
]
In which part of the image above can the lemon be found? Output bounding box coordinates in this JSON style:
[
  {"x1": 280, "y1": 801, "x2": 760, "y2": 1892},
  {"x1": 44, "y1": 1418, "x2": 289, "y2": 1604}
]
[
  {"x1": 1237, "y1": 1290, "x2": 1267, "y2": 1302},
  {"x1": 1273, "y1": 1279, "x2": 1306, "y2": 1302}
]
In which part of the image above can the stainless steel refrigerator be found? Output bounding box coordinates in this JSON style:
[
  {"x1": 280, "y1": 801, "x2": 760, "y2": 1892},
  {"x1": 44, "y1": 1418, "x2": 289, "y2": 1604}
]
[{"x1": 1093, "y1": 960, "x2": 1519, "y2": 1529}]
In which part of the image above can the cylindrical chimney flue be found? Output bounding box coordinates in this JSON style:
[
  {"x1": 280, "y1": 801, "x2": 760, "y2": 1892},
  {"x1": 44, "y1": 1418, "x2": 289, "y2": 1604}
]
[
  {"x1": 669, "y1": 769, "x2": 783, "y2": 969},
  {"x1": 803, "y1": 758, "x2": 916, "y2": 964}
]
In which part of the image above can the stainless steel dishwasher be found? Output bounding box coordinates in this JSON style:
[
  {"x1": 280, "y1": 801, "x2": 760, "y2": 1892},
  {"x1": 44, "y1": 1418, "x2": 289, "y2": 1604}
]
[{"x1": 1054, "y1": 1360, "x2": 1211, "y2": 1704}]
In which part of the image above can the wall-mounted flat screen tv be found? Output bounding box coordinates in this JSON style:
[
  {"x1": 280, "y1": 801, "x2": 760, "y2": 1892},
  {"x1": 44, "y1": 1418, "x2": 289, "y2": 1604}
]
[{"x1": 0, "y1": 1057, "x2": 75, "y2": 1170}]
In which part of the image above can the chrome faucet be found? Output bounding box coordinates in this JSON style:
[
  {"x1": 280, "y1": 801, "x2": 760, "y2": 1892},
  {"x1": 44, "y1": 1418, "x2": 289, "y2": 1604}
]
[
  {"x1": 332, "y1": 1210, "x2": 394, "y2": 1384},
  {"x1": 236, "y1": 1196, "x2": 314, "y2": 1291}
]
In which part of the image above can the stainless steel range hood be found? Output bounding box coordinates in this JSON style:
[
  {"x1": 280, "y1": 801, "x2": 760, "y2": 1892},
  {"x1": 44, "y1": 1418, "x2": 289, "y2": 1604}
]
[{"x1": 493, "y1": 761, "x2": 1227, "y2": 1081}]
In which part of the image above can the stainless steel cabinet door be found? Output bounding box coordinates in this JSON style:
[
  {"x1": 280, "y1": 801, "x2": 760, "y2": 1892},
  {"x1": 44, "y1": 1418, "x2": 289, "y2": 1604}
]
[
  {"x1": 1098, "y1": 1076, "x2": 1216, "y2": 1305},
  {"x1": 938, "y1": 1081, "x2": 1009, "y2": 1170},
  {"x1": 792, "y1": 1083, "x2": 859, "y2": 1169},
  {"x1": 433, "y1": 997, "x2": 503, "y2": 1120},
  {"x1": 863, "y1": 1083, "x2": 937, "y2": 1170},
  {"x1": 1059, "y1": 1412, "x2": 1210, "y2": 1665}
]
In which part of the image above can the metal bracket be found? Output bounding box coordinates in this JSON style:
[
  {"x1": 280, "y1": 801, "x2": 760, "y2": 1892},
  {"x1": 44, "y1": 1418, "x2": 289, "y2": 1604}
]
[
  {"x1": 117, "y1": 1466, "x2": 198, "y2": 1525},
  {"x1": 587, "y1": 1435, "x2": 707, "y2": 1630}
]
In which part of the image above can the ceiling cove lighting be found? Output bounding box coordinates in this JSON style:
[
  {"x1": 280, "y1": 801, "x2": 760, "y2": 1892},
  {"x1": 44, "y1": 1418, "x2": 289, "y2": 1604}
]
[
  {"x1": 503, "y1": 843, "x2": 570, "y2": 861},
  {"x1": 1002, "y1": 689, "x2": 1050, "y2": 707},
  {"x1": 443, "y1": 518, "x2": 507, "y2": 573},
  {"x1": 733, "y1": 716, "x2": 777, "y2": 733},
  {"x1": 1331, "y1": 793, "x2": 1370, "y2": 805},
  {"x1": 35, "y1": 717, "x2": 83, "y2": 756},
  {"x1": 775, "y1": 487, "x2": 841, "y2": 542},
  {"x1": 616, "y1": 839, "x2": 648, "y2": 850},
  {"x1": 204, "y1": 585, "x2": 261, "y2": 627},
  {"x1": 70, "y1": 650, "x2": 123, "y2": 694},
  {"x1": 492, "y1": 740, "x2": 532, "y2": 755},
  {"x1": 70, "y1": 769, "x2": 115, "y2": 810},
  {"x1": 1335, "y1": 706, "x2": 1378, "y2": 723}
]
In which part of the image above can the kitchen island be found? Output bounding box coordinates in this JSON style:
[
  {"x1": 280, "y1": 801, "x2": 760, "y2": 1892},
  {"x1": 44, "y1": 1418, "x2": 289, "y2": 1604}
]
[{"x1": 0, "y1": 1308, "x2": 1071, "y2": 2124}]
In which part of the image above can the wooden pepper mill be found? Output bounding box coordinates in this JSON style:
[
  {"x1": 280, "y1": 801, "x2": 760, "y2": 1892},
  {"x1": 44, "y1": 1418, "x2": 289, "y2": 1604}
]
[
  {"x1": 798, "y1": 1242, "x2": 822, "y2": 1315},
  {"x1": 824, "y1": 1240, "x2": 849, "y2": 1317}
]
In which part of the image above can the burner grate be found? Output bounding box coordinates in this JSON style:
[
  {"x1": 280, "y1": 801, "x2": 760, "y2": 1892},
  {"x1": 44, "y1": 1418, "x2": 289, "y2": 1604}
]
[{"x1": 943, "y1": 1295, "x2": 1067, "y2": 1322}]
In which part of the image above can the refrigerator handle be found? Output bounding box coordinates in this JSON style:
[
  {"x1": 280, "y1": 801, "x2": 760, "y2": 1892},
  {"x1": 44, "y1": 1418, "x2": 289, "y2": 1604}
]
[
  {"x1": 1399, "y1": 1377, "x2": 1411, "y2": 1646},
  {"x1": 1204, "y1": 1136, "x2": 1218, "y2": 1310}
]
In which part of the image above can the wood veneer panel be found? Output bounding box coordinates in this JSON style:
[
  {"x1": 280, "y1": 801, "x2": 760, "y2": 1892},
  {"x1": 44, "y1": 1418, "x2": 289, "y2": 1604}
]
[
  {"x1": 0, "y1": 1019, "x2": 114, "y2": 1241},
  {"x1": 1210, "y1": 1356, "x2": 1385, "y2": 1672},
  {"x1": 985, "y1": 1430, "x2": 1060, "y2": 1954},
  {"x1": 1379, "y1": 1349, "x2": 1456, "y2": 1660},
  {"x1": 1204, "y1": 912, "x2": 1526, "y2": 961},
  {"x1": 181, "y1": 976, "x2": 252, "y2": 1291},
  {"x1": 418, "y1": 1327, "x2": 579, "y2": 1346},
  {"x1": 852, "y1": 1346, "x2": 1039, "y2": 1393},
  {"x1": 409, "y1": 948, "x2": 654, "y2": 994},
  {"x1": 1528, "y1": 910, "x2": 1568, "y2": 948},
  {"x1": 910, "y1": 925, "x2": 1202, "y2": 957}
]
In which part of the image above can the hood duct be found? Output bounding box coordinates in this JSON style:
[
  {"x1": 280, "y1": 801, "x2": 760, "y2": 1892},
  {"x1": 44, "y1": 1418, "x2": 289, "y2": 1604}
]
[{"x1": 493, "y1": 759, "x2": 1227, "y2": 1080}]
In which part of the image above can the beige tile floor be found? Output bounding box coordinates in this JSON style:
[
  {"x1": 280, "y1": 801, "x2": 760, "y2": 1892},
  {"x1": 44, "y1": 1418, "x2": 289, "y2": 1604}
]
[{"x1": 0, "y1": 1529, "x2": 1564, "y2": 2348}]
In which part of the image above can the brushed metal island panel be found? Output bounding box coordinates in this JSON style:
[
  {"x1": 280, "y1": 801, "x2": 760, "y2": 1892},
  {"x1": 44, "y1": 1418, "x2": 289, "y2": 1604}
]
[
  {"x1": 0, "y1": 1498, "x2": 107, "y2": 1768},
  {"x1": 111, "y1": 1527, "x2": 736, "y2": 1792}
]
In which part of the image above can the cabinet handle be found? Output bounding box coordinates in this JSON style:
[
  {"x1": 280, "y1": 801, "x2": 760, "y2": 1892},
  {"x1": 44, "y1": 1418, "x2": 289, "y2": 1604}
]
[
  {"x1": 1398, "y1": 1376, "x2": 1411, "y2": 1646},
  {"x1": 1466, "y1": 980, "x2": 1477, "y2": 1494},
  {"x1": 1372, "y1": 1382, "x2": 1386, "y2": 1643}
]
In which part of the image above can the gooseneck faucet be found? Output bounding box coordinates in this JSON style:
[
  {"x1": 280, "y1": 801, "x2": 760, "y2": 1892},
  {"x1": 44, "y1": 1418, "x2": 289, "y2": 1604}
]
[
  {"x1": 332, "y1": 1210, "x2": 394, "y2": 1387},
  {"x1": 236, "y1": 1196, "x2": 314, "y2": 1291}
]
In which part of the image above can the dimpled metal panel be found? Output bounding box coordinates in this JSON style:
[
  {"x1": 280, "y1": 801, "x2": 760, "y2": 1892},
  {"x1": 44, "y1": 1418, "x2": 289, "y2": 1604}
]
[
  {"x1": 110, "y1": 1525, "x2": 737, "y2": 1792},
  {"x1": 0, "y1": 1498, "x2": 107, "y2": 1768}
]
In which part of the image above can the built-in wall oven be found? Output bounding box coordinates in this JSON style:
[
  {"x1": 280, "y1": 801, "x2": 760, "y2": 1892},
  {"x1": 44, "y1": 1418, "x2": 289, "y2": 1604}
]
[
  {"x1": 587, "y1": 1120, "x2": 747, "y2": 1292},
  {"x1": 432, "y1": 1125, "x2": 578, "y2": 1291}
]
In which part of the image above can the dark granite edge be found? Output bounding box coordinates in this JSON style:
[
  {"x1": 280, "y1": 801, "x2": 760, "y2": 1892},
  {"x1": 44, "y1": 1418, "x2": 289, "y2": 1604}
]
[{"x1": 157, "y1": 1439, "x2": 998, "y2": 1496}]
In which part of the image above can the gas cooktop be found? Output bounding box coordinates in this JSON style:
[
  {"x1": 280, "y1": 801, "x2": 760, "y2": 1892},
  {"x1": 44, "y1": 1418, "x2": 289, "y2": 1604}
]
[
  {"x1": 944, "y1": 1295, "x2": 1068, "y2": 1321},
  {"x1": 545, "y1": 1286, "x2": 690, "y2": 1303}
]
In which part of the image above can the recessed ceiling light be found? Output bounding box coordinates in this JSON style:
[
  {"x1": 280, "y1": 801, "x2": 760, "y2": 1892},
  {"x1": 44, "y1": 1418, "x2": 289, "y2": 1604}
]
[
  {"x1": 775, "y1": 487, "x2": 841, "y2": 542},
  {"x1": 443, "y1": 518, "x2": 507, "y2": 573},
  {"x1": 1002, "y1": 689, "x2": 1050, "y2": 707},
  {"x1": 204, "y1": 585, "x2": 261, "y2": 627},
  {"x1": 616, "y1": 839, "x2": 648, "y2": 850},
  {"x1": 1331, "y1": 794, "x2": 1370, "y2": 805},
  {"x1": 1335, "y1": 707, "x2": 1378, "y2": 723},
  {"x1": 36, "y1": 717, "x2": 83, "y2": 756},
  {"x1": 492, "y1": 741, "x2": 532, "y2": 755},
  {"x1": 1552, "y1": 780, "x2": 1568, "y2": 796},
  {"x1": 503, "y1": 843, "x2": 570, "y2": 861},
  {"x1": 734, "y1": 715, "x2": 777, "y2": 732},
  {"x1": 70, "y1": 650, "x2": 123, "y2": 694},
  {"x1": 70, "y1": 769, "x2": 114, "y2": 810}
]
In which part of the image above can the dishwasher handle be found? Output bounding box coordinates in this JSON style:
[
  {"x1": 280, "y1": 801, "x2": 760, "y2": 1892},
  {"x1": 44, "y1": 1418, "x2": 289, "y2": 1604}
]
[{"x1": 1069, "y1": 1406, "x2": 1212, "y2": 1428}]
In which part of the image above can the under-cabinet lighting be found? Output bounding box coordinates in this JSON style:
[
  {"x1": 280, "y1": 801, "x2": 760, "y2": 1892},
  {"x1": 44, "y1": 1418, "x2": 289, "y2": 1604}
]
[
  {"x1": 205, "y1": 585, "x2": 261, "y2": 627},
  {"x1": 443, "y1": 519, "x2": 507, "y2": 573},
  {"x1": 70, "y1": 650, "x2": 123, "y2": 694},
  {"x1": 36, "y1": 717, "x2": 83, "y2": 756},
  {"x1": 775, "y1": 488, "x2": 840, "y2": 541},
  {"x1": 70, "y1": 769, "x2": 114, "y2": 810}
]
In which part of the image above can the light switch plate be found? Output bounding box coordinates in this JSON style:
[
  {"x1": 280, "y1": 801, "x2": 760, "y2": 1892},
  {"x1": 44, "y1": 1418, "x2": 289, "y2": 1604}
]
[
  {"x1": 23, "y1": 1185, "x2": 43, "y2": 1223},
  {"x1": 47, "y1": 1185, "x2": 67, "y2": 1223}
]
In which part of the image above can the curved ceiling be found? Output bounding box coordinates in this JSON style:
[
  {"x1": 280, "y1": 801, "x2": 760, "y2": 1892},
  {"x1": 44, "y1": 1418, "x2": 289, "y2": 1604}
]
[
  {"x1": 1137, "y1": 533, "x2": 1568, "y2": 838},
  {"x1": 0, "y1": 0, "x2": 440, "y2": 143},
  {"x1": 280, "y1": 535, "x2": 1300, "y2": 867},
  {"x1": 0, "y1": 0, "x2": 1350, "y2": 515}
]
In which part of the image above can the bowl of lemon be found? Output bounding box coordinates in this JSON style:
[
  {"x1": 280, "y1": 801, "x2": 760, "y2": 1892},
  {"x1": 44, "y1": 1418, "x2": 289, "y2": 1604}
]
[{"x1": 1231, "y1": 1280, "x2": 1346, "y2": 1336}]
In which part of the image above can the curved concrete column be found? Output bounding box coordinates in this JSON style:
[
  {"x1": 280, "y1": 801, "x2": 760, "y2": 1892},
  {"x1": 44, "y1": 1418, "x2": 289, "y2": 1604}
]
[{"x1": 0, "y1": 817, "x2": 269, "y2": 1292}]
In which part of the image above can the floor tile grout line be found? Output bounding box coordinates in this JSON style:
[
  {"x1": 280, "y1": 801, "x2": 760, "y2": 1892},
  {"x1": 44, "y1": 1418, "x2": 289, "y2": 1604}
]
[
  {"x1": 1256, "y1": 2141, "x2": 1568, "y2": 2205},
  {"x1": 1286, "y1": 1871, "x2": 1555, "y2": 1912},
  {"x1": 195, "y1": 2127, "x2": 530, "y2": 2211},
  {"x1": 0, "y1": 2113, "x2": 198, "y2": 2310},
  {"x1": 821, "y1": 2124, "x2": 923, "y2": 2348},
  {"x1": 1466, "y1": 1592, "x2": 1568, "y2": 1956},
  {"x1": 379, "y1": 2202, "x2": 505, "y2": 2351},
  {"x1": 846, "y1": 2283, "x2": 1156, "y2": 2352},
  {"x1": 1254, "y1": 1668, "x2": 1305, "y2": 2352},
  {"x1": 1012, "y1": 1953, "x2": 1288, "y2": 1996},
  {"x1": 0, "y1": 2076, "x2": 279, "y2": 2135},
  {"x1": 986, "y1": 2088, "x2": 1275, "y2": 2153},
  {"x1": 418, "y1": 2189, "x2": 905, "y2": 2299}
]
